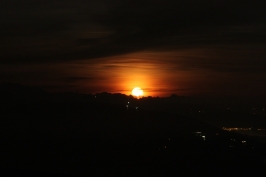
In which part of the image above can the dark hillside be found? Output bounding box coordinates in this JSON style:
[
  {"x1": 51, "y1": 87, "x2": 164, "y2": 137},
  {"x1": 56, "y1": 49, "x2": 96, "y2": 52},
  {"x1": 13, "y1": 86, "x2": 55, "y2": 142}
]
[{"x1": 0, "y1": 85, "x2": 266, "y2": 176}]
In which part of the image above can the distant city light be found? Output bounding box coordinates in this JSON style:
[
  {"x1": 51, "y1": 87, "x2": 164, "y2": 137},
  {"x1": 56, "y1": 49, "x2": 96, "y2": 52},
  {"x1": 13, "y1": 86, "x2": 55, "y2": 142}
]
[{"x1": 222, "y1": 127, "x2": 252, "y2": 131}]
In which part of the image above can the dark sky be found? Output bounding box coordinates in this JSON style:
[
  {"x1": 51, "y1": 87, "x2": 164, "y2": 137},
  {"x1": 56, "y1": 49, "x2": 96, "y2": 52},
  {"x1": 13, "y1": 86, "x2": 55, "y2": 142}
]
[{"x1": 1, "y1": 0, "x2": 266, "y2": 97}]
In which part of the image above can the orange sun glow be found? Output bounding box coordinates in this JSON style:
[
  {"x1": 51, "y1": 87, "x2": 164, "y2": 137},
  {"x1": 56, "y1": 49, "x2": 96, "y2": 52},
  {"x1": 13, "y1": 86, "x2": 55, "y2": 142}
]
[{"x1": 132, "y1": 87, "x2": 144, "y2": 97}]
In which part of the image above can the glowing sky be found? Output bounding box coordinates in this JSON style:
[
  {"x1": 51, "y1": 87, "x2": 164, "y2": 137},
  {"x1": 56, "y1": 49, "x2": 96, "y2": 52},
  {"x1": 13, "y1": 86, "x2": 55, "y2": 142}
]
[{"x1": 0, "y1": 0, "x2": 266, "y2": 98}]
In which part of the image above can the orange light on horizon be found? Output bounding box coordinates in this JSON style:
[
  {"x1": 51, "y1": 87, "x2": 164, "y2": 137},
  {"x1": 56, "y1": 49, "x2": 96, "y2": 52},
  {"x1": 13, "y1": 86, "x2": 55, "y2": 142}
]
[
  {"x1": 63, "y1": 51, "x2": 194, "y2": 97},
  {"x1": 132, "y1": 87, "x2": 144, "y2": 97}
]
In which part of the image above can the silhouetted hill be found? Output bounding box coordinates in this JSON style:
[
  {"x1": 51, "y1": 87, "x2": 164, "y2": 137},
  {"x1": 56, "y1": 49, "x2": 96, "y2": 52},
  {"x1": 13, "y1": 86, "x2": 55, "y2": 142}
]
[
  {"x1": 1, "y1": 83, "x2": 266, "y2": 176},
  {"x1": 1, "y1": 98, "x2": 266, "y2": 176},
  {"x1": 0, "y1": 83, "x2": 95, "y2": 103},
  {"x1": 0, "y1": 169, "x2": 77, "y2": 177},
  {"x1": 0, "y1": 83, "x2": 47, "y2": 103}
]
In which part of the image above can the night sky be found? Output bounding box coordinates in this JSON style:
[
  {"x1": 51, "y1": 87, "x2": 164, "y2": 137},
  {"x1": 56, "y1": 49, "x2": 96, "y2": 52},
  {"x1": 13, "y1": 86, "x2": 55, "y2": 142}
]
[{"x1": 1, "y1": 0, "x2": 266, "y2": 97}]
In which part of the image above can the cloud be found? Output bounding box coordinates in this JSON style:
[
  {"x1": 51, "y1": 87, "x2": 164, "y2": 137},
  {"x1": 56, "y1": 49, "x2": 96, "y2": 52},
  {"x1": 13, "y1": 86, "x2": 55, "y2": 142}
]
[
  {"x1": 63, "y1": 76, "x2": 108, "y2": 83},
  {"x1": 0, "y1": 0, "x2": 265, "y2": 64}
]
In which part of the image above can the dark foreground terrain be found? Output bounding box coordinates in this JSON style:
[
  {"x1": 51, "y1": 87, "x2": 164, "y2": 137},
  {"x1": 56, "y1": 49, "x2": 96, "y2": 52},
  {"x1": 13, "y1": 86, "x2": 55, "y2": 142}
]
[{"x1": 0, "y1": 87, "x2": 266, "y2": 176}]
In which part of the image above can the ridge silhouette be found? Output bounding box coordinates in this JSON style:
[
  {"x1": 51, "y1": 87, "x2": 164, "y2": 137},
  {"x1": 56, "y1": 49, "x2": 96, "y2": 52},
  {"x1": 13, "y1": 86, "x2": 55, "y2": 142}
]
[{"x1": 0, "y1": 83, "x2": 265, "y2": 176}]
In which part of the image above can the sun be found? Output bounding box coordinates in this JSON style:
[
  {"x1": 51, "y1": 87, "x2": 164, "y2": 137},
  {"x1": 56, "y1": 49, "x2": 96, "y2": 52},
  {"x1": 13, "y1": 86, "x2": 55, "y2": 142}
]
[{"x1": 132, "y1": 87, "x2": 144, "y2": 97}]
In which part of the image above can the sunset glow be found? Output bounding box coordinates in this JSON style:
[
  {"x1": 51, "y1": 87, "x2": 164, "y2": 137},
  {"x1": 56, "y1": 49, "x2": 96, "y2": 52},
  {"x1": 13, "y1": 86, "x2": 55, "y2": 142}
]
[
  {"x1": 132, "y1": 87, "x2": 144, "y2": 97},
  {"x1": 2, "y1": 1, "x2": 266, "y2": 176}
]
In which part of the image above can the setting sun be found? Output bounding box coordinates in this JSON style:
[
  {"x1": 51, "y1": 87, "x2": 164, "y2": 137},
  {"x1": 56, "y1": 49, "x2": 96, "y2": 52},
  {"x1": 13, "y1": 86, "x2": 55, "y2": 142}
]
[{"x1": 132, "y1": 87, "x2": 144, "y2": 97}]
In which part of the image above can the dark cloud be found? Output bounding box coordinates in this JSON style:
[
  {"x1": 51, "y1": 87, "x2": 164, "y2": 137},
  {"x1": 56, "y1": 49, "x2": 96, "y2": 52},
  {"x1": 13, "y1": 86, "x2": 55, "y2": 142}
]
[
  {"x1": 1, "y1": 0, "x2": 266, "y2": 97},
  {"x1": 63, "y1": 76, "x2": 108, "y2": 83},
  {"x1": 1, "y1": 0, "x2": 265, "y2": 63}
]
